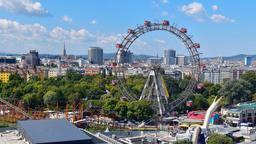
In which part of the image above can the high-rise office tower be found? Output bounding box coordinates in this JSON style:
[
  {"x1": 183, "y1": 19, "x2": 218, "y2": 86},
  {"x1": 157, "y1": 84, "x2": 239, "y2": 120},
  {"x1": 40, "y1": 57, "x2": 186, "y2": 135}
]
[
  {"x1": 88, "y1": 47, "x2": 103, "y2": 65},
  {"x1": 21, "y1": 50, "x2": 40, "y2": 68},
  {"x1": 163, "y1": 49, "x2": 176, "y2": 65},
  {"x1": 244, "y1": 56, "x2": 252, "y2": 66}
]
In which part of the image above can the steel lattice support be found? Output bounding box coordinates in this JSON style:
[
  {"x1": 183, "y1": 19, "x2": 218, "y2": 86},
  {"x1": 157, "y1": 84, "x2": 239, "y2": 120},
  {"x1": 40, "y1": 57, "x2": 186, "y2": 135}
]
[{"x1": 139, "y1": 67, "x2": 169, "y2": 116}]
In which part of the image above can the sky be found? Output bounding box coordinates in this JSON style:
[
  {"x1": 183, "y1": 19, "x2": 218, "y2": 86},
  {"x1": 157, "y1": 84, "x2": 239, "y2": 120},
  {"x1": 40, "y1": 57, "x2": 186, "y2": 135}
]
[{"x1": 0, "y1": 0, "x2": 255, "y2": 57}]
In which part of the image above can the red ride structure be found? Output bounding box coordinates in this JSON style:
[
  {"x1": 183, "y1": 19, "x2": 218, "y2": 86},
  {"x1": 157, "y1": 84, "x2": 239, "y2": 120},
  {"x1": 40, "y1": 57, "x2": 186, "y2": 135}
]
[
  {"x1": 163, "y1": 20, "x2": 170, "y2": 26},
  {"x1": 193, "y1": 43, "x2": 200, "y2": 48},
  {"x1": 180, "y1": 28, "x2": 187, "y2": 33},
  {"x1": 144, "y1": 20, "x2": 151, "y2": 27},
  {"x1": 115, "y1": 43, "x2": 122, "y2": 49},
  {"x1": 128, "y1": 29, "x2": 135, "y2": 34}
]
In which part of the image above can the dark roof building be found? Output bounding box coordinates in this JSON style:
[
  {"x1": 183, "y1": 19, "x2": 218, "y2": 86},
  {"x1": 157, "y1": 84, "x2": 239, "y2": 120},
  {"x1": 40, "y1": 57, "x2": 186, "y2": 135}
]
[{"x1": 17, "y1": 119, "x2": 93, "y2": 144}]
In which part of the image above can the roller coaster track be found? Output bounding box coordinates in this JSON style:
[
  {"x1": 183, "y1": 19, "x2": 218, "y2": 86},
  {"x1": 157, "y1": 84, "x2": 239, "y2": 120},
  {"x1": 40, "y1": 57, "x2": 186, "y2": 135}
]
[{"x1": 0, "y1": 98, "x2": 33, "y2": 119}]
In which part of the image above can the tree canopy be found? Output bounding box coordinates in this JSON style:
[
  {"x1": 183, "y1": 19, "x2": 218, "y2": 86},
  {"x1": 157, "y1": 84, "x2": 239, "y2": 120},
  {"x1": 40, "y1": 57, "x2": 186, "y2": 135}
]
[{"x1": 207, "y1": 133, "x2": 234, "y2": 144}]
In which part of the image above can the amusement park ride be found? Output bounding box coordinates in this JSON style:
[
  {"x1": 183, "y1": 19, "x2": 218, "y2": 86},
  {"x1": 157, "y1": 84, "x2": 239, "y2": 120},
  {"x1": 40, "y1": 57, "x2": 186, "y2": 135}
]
[
  {"x1": 114, "y1": 20, "x2": 201, "y2": 116},
  {"x1": 0, "y1": 97, "x2": 83, "y2": 123}
]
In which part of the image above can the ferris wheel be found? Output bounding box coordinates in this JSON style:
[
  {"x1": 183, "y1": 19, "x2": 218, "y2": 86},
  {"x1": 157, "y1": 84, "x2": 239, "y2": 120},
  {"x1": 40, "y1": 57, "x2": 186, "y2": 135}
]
[{"x1": 114, "y1": 20, "x2": 201, "y2": 116}]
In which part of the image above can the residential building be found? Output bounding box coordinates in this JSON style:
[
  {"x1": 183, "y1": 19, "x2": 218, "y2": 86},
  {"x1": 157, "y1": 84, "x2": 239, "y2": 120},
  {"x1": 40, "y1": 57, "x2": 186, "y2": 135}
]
[
  {"x1": 147, "y1": 57, "x2": 162, "y2": 65},
  {"x1": 84, "y1": 67, "x2": 100, "y2": 75},
  {"x1": 203, "y1": 66, "x2": 233, "y2": 84},
  {"x1": 222, "y1": 102, "x2": 256, "y2": 126},
  {"x1": 176, "y1": 55, "x2": 186, "y2": 67},
  {"x1": 0, "y1": 71, "x2": 11, "y2": 83}
]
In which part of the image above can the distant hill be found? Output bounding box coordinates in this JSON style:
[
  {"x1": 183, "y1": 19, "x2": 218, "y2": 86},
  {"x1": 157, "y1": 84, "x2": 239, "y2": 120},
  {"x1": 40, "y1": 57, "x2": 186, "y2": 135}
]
[
  {"x1": 0, "y1": 52, "x2": 255, "y2": 61},
  {"x1": 0, "y1": 52, "x2": 20, "y2": 56},
  {"x1": 204, "y1": 54, "x2": 256, "y2": 61}
]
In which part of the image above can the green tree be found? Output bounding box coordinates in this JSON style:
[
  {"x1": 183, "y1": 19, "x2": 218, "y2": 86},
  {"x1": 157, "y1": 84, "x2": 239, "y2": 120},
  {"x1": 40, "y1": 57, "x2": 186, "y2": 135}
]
[
  {"x1": 208, "y1": 84, "x2": 222, "y2": 96},
  {"x1": 241, "y1": 71, "x2": 256, "y2": 93},
  {"x1": 102, "y1": 98, "x2": 119, "y2": 114},
  {"x1": 219, "y1": 80, "x2": 252, "y2": 104},
  {"x1": 115, "y1": 101, "x2": 128, "y2": 118},
  {"x1": 192, "y1": 94, "x2": 209, "y2": 110},
  {"x1": 125, "y1": 75, "x2": 146, "y2": 96},
  {"x1": 207, "y1": 133, "x2": 234, "y2": 144},
  {"x1": 173, "y1": 139, "x2": 192, "y2": 144},
  {"x1": 252, "y1": 93, "x2": 256, "y2": 101},
  {"x1": 127, "y1": 100, "x2": 153, "y2": 121},
  {"x1": 23, "y1": 93, "x2": 42, "y2": 109},
  {"x1": 65, "y1": 70, "x2": 82, "y2": 81},
  {"x1": 43, "y1": 90, "x2": 58, "y2": 109},
  {"x1": 163, "y1": 76, "x2": 182, "y2": 100}
]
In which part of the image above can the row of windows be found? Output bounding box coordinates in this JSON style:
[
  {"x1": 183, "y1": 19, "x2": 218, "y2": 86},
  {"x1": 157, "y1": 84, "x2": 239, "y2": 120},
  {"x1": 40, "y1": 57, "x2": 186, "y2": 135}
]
[{"x1": 227, "y1": 112, "x2": 256, "y2": 118}]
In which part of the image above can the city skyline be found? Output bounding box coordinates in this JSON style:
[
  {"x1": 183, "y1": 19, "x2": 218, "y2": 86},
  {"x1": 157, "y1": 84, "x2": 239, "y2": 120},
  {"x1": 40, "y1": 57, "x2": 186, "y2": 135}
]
[{"x1": 0, "y1": 0, "x2": 255, "y2": 57}]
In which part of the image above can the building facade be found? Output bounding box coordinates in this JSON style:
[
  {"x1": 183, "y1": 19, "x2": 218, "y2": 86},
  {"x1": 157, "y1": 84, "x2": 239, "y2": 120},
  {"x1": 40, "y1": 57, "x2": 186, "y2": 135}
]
[
  {"x1": 122, "y1": 50, "x2": 133, "y2": 64},
  {"x1": 222, "y1": 102, "x2": 256, "y2": 126},
  {"x1": 88, "y1": 47, "x2": 103, "y2": 65},
  {"x1": 244, "y1": 56, "x2": 253, "y2": 66},
  {"x1": 176, "y1": 55, "x2": 186, "y2": 67},
  {"x1": 164, "y1": 49, "x2": 176, "y2": 65},
  {"x1": 203, "y1": 66, "x2": 233, "y2": 84},
  {"x1": 21, "y1": 50, "x2": 40, "y2": 68},
  {"x1": 0, "y1": 71, "x2": 11, "y2": 83},
  {"x1": 0, "y1": 57, "x2": 16, "y2": 64},
  {"x1": 147, "y1": 57, "x2": 162, "y2": 65}
]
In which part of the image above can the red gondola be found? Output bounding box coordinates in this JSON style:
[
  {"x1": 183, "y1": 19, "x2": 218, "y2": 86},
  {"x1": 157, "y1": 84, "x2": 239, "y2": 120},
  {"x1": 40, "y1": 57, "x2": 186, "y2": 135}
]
[
  {"x1": 180, "y1": 28, "x2": 187, "y2": 33},
  {"x1": 116, "y1": 43, "x2": 122, "y2": 48},
  {"x1": 112, "y1": 62, "x2": 117, "y2": 66},
  {"x1": 128, "y1": 29, "x2": 135, "y2": 34},
  {"x1": 193, "y1": 43, "x2": 200, "y2": 48},
  {"x1": 163, "y1": 20, "x2": 169, "y2": 26},
  {"x1": 186, "y1": 100, "x2": 193, "y2": 107},
  {"x1": 196, "y1": 83, "x2": 204, "y2": 90},
  {"x1": 144, "y1": 20, "x2": 151, "y2": 27}
]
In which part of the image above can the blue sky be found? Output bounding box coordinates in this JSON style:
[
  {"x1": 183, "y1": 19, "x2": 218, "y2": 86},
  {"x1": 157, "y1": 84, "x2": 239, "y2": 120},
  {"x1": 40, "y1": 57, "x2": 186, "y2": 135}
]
[{"x1": 0, "y1": 0, "x2": 255, "y2": 57}]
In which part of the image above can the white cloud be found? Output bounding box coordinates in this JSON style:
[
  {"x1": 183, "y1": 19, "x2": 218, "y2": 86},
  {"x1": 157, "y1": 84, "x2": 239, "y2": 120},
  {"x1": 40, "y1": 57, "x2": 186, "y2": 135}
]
[
  {"x1": 0, "y1": 19, "x2": 93, "y2": 42},
  {"x1": 0, "y1": 0, "x2": 49, "y2": 16},
  {"x1": 181, "y1": 2, "x2": 206, "y2": 22},
  {"x1": 155, "y1": 39, "x2": 166, "y2": 44},
  {"x1": 181, "y1": 2, "x2": 233, "y2": 24},
  {"x1": 160, "y1": 0, "x2": 168, "y2": 4},
  {"x1": 211, "y1": 5, "x2": 219, "y2": 11},
  {"x1": 97, "y1": 34, "x2": 121, "y2": 45},
  {"x1": 210, "y1": 14, "x2": 235, "y2": 23},
  {"x1": 90, "y1": 20, "x2": 97, "y2": 24},
  {"x1": 62, "y1": 16, "x2": 72, "y2": 23},
  {"x1": 181, "y1": 2, "x2": 204, "y2": 15},
  {"x1": 0, "y1": 19, "x2": 48, "y2": 40}
]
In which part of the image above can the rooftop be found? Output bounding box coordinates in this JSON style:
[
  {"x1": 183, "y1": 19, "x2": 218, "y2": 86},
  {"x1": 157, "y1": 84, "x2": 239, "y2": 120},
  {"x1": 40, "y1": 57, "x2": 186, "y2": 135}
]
[
  {"x1": 17, "y1": 119, "x2": 92, "y2": 144},
  {"x1": 227, "y1": 101, "x2": 256, "y2": 112}
]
